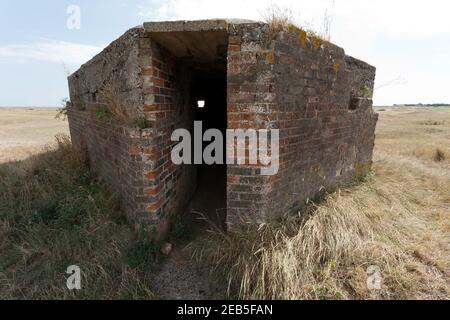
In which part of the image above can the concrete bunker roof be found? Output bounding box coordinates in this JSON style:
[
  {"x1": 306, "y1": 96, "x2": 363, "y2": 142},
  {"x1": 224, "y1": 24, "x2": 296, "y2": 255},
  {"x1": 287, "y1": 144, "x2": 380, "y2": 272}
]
[
  {"x1": 143, "y1": 19, "x2": 261, "y2": 33},
  {"x1": 69, "y1": 19, "x2": 265, "y2": 79},
  {"x1": 70, "y1": 19, "x2": 373, "y2": 81},
  {"x1": 143, "y1": 19, "x2": 262, "y2": 64}
]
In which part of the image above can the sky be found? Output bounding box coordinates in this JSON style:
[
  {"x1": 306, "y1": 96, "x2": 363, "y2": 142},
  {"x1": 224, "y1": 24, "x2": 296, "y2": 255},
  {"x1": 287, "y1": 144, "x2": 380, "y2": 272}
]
[{"x1": 0, "y1": 0, "x2": 449, "y2": 106}]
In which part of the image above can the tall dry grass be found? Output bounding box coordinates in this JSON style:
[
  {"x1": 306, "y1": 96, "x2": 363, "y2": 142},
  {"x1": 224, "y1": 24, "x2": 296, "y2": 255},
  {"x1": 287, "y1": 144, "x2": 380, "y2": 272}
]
[
  {"x1": 0, "y1": 136, "x2": 157, "y2": 299},
  {"x1": 192, "y1": 159, "x2": 449, "y2": 299},
  {"x1": 261, "y1": 5, "x2": 295, "y2": 38},
  {"x1": 261, "y1": 4, "x2": 332, "y2": 42},
  {"x1": 1, "y1": 108, "x2": 449, "y2": 300}
]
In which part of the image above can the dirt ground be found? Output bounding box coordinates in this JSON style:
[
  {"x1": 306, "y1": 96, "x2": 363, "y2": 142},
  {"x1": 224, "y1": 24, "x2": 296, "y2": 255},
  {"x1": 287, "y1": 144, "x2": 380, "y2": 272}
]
[{"x1": 0, "y1": 108, "x2": 69, "y2": 163}]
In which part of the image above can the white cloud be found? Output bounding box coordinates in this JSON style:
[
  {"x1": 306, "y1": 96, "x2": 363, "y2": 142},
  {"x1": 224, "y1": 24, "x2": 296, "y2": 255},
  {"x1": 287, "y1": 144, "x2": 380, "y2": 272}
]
[
  {"x1": 138, "y1": 0, "x2": 450, "y2": 105},
  {"x1": 0, "y1": 39, "x2": 104, "y2": 65},
  {"x1": 136, "y1": 0, "x2": 450, "y2": 65},
  {"x1": 140, "y1": 0, "x2": 450, "y2": 36}
]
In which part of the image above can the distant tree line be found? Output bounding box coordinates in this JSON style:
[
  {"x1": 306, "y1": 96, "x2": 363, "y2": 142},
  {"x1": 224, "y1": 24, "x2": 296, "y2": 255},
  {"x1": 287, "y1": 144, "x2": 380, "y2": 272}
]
[{"x1": 393, "y1": 103, "x2": 450, "y2": 107}]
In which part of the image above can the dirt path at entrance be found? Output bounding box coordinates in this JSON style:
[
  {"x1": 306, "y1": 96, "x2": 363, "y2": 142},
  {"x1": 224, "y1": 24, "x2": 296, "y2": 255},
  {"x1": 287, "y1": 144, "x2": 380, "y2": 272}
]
[
  {"x1": 152, "y1": 165, "x2": 228, "y2": 299},
  {"x1": 152, "y1": 243, "x2": 226, "y2": 300}
]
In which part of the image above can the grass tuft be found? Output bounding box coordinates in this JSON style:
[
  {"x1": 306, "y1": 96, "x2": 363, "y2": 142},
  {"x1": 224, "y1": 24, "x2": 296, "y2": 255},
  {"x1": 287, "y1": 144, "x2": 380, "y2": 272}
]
[
  {"x1": 433, "y1": 148, "x2": 446, "y2": 162},
  {"x1": 124, "y1": 236, "x2": 163, "y2": 269},
  {"x1": 261, "y1": 5, "x2": 295, "y2": 39},
  {"x1": 171, "y1": 218, "x2": 194, "y2": 241},
  {"x1": 135, "y1": 117, "x2": 150, "y2": 130},
  {"x1": 418, "y1": 120, "x2": 446, "y2": 126},
  {"x1": 261, "y1": 5, "x2": 331, "y2": 43},
  {"x1": 95, "y1": 105, "x2": 111, "y2": 119}
]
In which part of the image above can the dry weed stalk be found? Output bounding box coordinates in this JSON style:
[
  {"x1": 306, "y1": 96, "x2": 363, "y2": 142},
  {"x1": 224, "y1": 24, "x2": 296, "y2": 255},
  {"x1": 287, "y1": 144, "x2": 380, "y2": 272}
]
[
  {"x1": 261, "y1": 5, "x2": 295, "y2": 39},
  {"x1": 101, "y1": 81, "x2": 132, "y2": 123}
]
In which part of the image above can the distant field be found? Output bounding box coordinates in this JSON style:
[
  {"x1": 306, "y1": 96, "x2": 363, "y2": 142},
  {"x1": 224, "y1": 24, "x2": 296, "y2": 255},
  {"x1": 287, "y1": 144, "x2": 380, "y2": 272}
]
[
  {"x1": 0, "y1": 108, "x2": 69, "y2": 163},
  {"x1": 374, "y1": 106, "x2": 450, "y2": 166}
]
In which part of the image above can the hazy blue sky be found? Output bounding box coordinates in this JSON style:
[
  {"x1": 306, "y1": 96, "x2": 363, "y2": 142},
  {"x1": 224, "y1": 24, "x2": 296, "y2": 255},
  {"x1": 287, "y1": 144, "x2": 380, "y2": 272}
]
[{"x1": 0, "y1": 0, "x2": 449, "y2": 106}]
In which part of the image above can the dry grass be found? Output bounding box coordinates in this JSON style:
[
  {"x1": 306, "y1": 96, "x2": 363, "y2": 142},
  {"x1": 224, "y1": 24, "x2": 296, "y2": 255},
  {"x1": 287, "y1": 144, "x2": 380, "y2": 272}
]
[
  {"x1": 0, "y1": 108, "x2": 69, "y2": 163},
  {"x1": 100, "y1": 81, "x2": 134, "y2": 123},
  {"x1": 434, "y1": 149, "x2": 446, "y2": 162},
  {"x1": 261, "y1": 4, "x2": 331, "y2": 42},
  {"x1": 0, "y1": 136, "x2": 158, "y2": 299},
  {"x1": 261, "y1": 5, "x2": 296, "y2": 38},
  {"x1": 192, "y1": 107, "x2": 450, "y2": 300},
  {"x1": 375, "y1": 107, "x2": 450, "y2": 167},
  {"x1": 1, "y1": 107, "x2": 449, "y2": 300}
]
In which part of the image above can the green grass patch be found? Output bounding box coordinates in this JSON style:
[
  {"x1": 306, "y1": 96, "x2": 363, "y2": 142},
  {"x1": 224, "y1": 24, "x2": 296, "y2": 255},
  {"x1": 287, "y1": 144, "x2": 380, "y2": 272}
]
[
  {"x1": 124, "y1": 236, "x2": 164, "y2": 269},
  {"x1": 135, "y1": 117, "x2": 150, "y2": 130},
  {"x1": 95, "y1": 105, "x2": 111, "y2": 119},
  {"x1": 170, "y1": 217, "x2": 194, "y2": 241}
]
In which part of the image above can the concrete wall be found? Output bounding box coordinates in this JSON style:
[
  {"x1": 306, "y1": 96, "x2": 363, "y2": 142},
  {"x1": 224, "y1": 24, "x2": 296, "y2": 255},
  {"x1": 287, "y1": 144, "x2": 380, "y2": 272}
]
[{"x1": 68, "y1": 27, "x2": 149, "y2": 228}]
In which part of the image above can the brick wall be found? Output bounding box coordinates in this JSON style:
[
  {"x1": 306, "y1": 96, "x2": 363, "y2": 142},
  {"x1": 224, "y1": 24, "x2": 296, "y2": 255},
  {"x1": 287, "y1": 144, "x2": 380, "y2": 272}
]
[
  {"x1": 225, "y1": 24, "x2": 378, "y2": 227},
  {"x1": 139, "y1": 36, "x2": 197, "y2": 236},
  {"x1": 68, "y1": 27, "x2": 196, "y2": 238},
  {"x1": 226, "y1": 23, "x2": 277, "y2": 227}
]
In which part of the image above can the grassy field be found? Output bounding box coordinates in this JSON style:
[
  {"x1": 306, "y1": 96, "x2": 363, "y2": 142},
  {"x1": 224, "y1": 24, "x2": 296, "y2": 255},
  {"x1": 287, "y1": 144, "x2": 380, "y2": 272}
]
[
  {"x1": 0, "y1": 108, "x2": 69, "y2": 163},
  {"x1": 0, "y1": 107, "x2": 449, "y2": 299}
]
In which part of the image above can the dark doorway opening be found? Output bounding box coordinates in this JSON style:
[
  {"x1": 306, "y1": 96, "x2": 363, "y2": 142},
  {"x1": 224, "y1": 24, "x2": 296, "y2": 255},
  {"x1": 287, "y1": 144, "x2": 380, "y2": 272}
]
[
  {"x1": 186, "y1": 64, "x2": 227, "y2": 232},
  {"x1": 149, "y1": 29, "x2": 229, "y2": 235}
]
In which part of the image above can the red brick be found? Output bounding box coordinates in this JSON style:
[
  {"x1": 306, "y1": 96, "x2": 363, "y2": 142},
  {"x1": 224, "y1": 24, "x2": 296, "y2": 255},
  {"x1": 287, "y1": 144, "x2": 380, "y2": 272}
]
[
  {"x1": 147, "y1": 197, "x2": 165, "y2": 212},
  {"x1": 144, "y1": 185, "x2": 162, "y2": 196},
  {"x1": 128, "y1": 147, "x2": 142, "y2": 155},
  {"x1": 153, "y1": 78, "x2": 164, "y2": 87},
  {"x1": 144, "y1": 168, "x2": 162, "y2": 180},
  {"x1": 228, "y1": 36, "x2": 242, "y2": 45},
  {"x1": 228, "y1": 44, "x2": 241, "y2": 52}
]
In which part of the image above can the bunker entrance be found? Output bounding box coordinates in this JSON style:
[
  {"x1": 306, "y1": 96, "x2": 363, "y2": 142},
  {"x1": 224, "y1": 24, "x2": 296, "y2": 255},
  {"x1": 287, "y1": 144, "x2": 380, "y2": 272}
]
[
  {"x1": 188, "y1": 66, "x2": 227, "y2": 231},
  {"x1": 149, "y1": 29, "x2": 229, "y2": 232}
]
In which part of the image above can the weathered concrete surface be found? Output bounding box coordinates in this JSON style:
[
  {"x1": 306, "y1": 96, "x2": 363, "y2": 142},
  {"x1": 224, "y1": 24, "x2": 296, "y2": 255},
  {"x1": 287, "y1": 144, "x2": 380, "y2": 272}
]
[
  {"x1": 68, "y1": 27, "x2": 146, "y2": 121},
  {"x1": 143, "y1": 19, "x2": 259, "y2": 33},
  {"x1": 145, "y1": 30, "x2": 228, "y2": 63}
]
